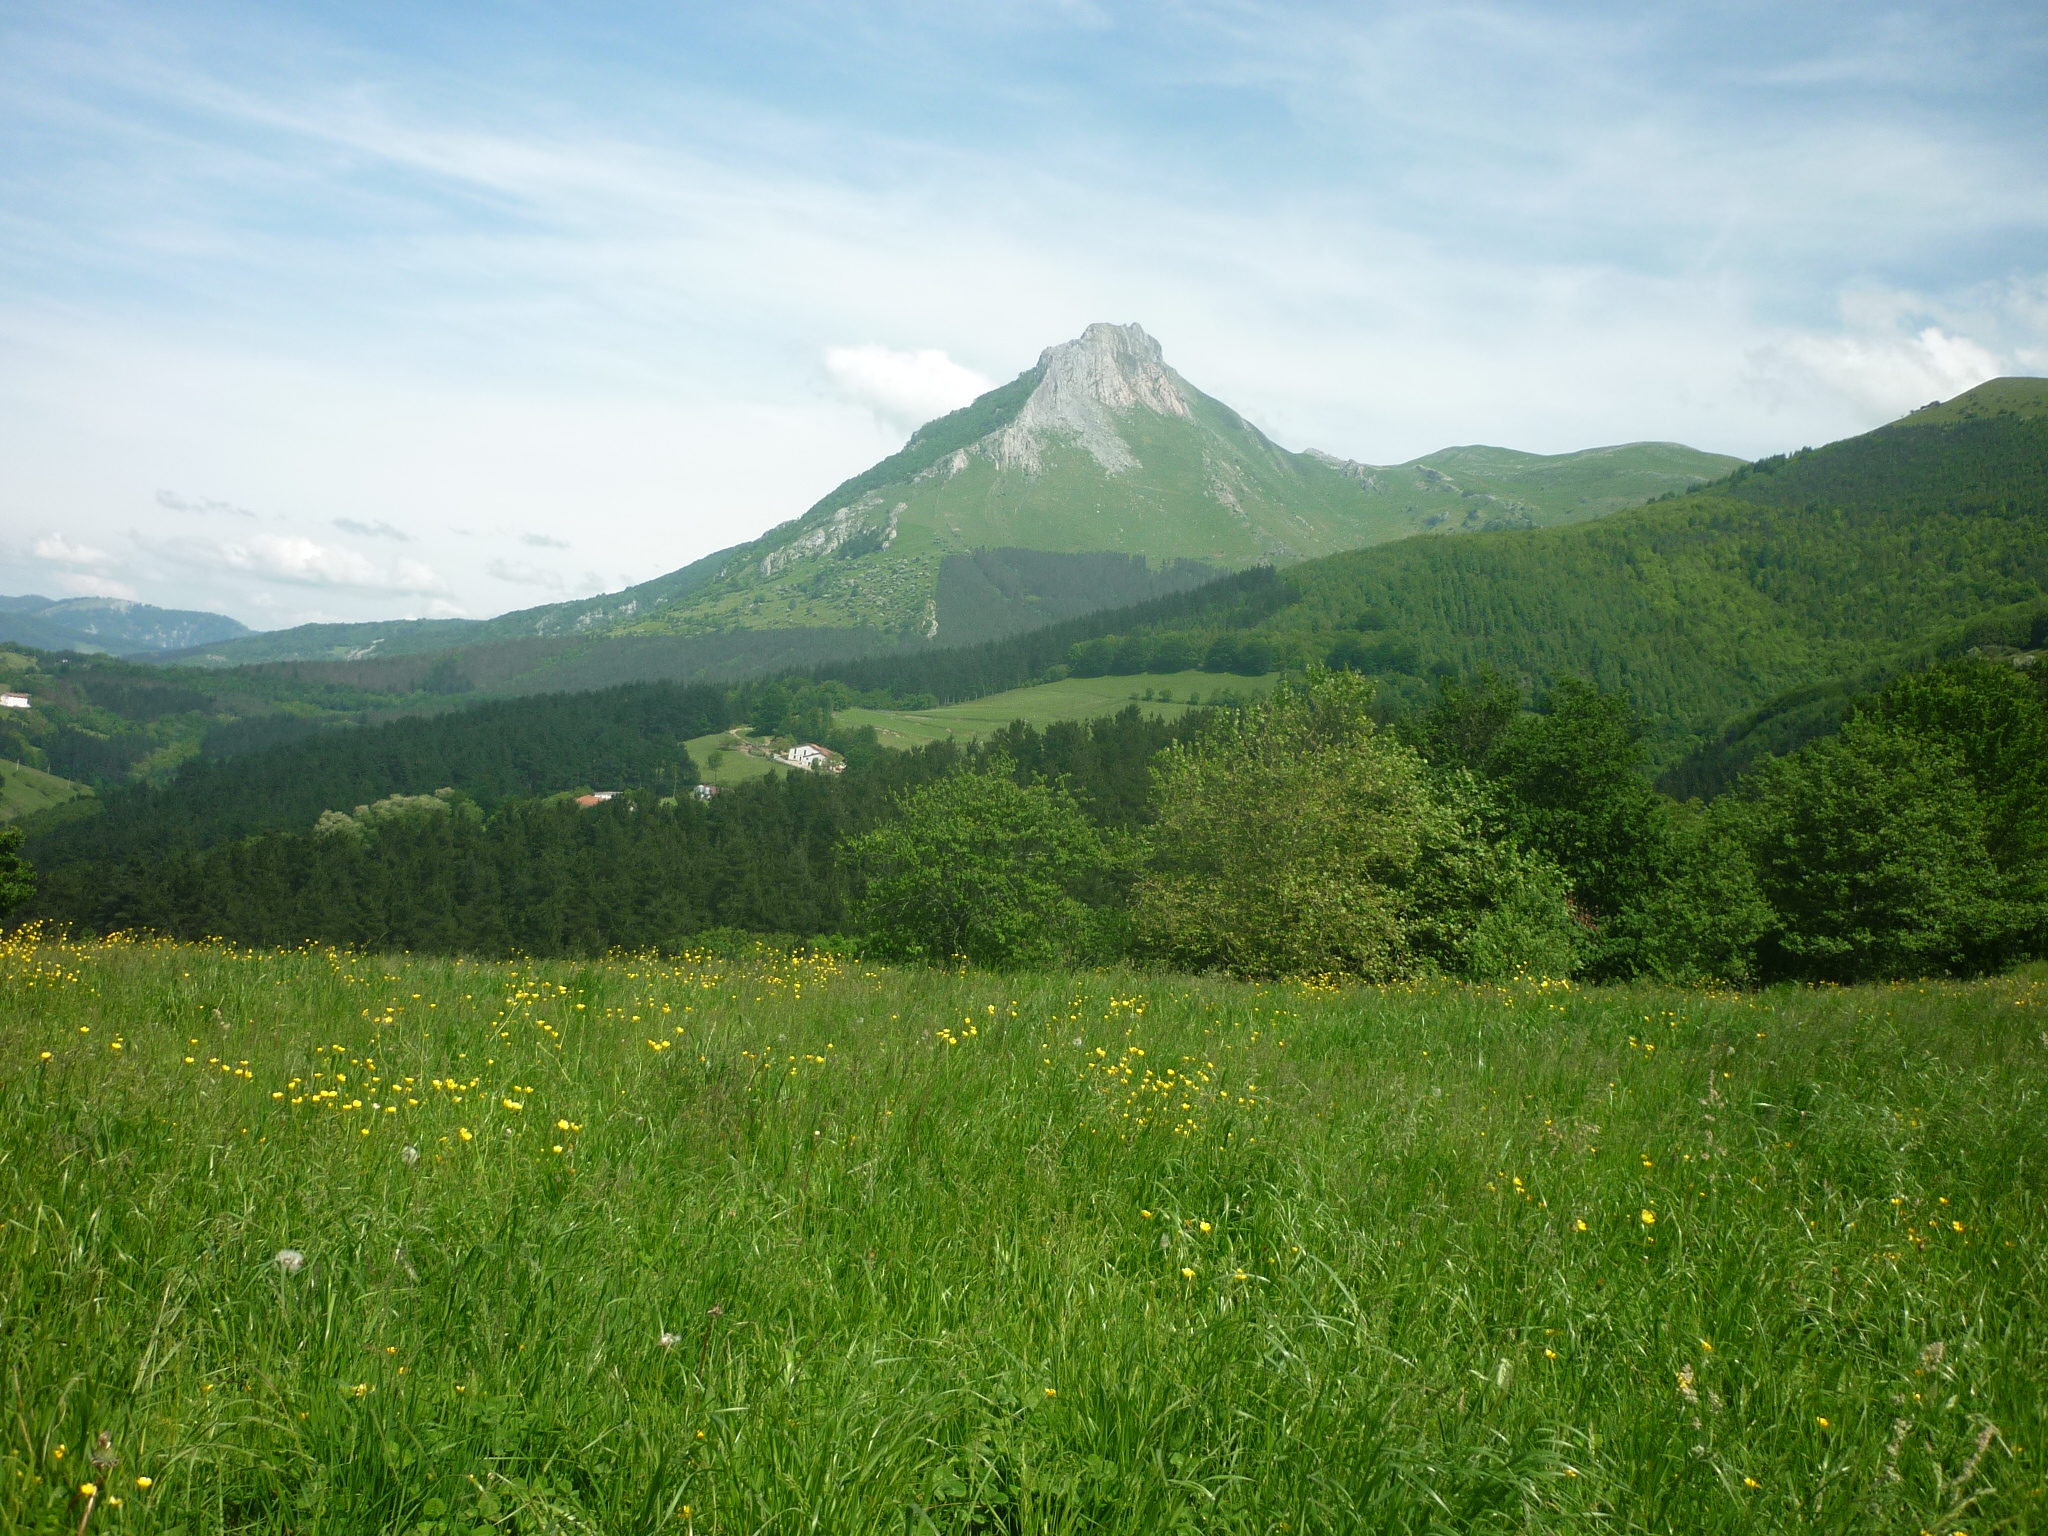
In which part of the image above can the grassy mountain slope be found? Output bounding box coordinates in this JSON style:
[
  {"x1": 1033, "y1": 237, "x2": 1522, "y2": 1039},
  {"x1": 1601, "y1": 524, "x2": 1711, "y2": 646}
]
[
  {"x1": 1362, "y1": 440, "x2": 1742, "y2": 528},
  {"x1": 1890, "y1": 376, "x2": 2048, "y2": 427},
  {"x1": 0, "y1": 759, "x2": 87, "y2": 822},
  {"x1": 834, "y1": 669, "x2": 1279, "y2": 750}
]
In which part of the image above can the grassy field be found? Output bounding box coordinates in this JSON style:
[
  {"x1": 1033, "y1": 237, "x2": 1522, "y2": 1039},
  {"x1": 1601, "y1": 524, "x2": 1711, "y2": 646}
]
[
  {"x1": 837, "y1": 670, "x2": 1280, "y2": 749},
  {"x1": 0, "y1": 759, "x2": 87, "y2": 822},
  {"x1": 3, "y1": 932, "x2": 2043, "y2": 1534},
  {"x1": 682, "y1": 731, "x2": 788, "y2": 789}
]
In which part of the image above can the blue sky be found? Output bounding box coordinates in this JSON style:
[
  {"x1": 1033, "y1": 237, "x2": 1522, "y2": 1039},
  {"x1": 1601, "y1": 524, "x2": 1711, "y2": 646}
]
[{"x1": 4, "y1": 0, "x2": 2045, "y2": 626}]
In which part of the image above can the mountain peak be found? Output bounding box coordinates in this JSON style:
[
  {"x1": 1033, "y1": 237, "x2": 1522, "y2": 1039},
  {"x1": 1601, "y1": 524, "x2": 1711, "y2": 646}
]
[{"x1": 987, "y1": 321, "x2": 1191, "y2": 476}]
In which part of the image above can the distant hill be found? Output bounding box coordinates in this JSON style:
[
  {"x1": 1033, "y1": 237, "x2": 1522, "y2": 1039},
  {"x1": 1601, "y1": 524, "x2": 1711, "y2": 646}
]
[
  {"x1": 154, "y1": 322, "x2": 1735, "y2": 669},
  {"x1": 0, "y1": 595, "x2": 250, "y2": 655}
]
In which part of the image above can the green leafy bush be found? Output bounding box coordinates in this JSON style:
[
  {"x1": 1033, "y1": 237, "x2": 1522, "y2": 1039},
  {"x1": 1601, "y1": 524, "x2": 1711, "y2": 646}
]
[
  {"x1": 0, "y1": 824, "x2": 31, "y2": 917},
  {"x1": 844, "y1": 765, "x2": 1133, "y2": 969},
  {"x1": 1133, "y1": 669, "x2": 1580, "y2": 980},
  {"x1": 1739, "y1": 716, "x2": 2026, "y2": 980}
]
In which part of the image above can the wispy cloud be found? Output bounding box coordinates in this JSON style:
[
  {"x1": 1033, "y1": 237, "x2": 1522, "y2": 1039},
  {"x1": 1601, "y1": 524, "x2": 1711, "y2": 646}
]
[
  {"x1": 141, "y1": 530, "x2": 449, "y2": 595},
  {"x1": 334, "y1": 517, "x2": 410, "y2": 540},
  {"x1": 486, "y1": 558, "x2": 565, "y2": 590},
  {"x1": 521, "y1": 532, "x2": 570, "y2": 549},
  {"x1": 157, "y1": 489, "x2": 258, "y2": 519},
  {"x1": 35, "y1": 532, "x2": 115, "y2": 566},
  {"x1": 1757, "y1": 326, "x2": 2007, "y2": 422}
]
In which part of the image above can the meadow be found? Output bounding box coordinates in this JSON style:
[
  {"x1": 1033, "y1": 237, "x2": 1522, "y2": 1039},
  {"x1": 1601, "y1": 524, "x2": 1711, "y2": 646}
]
[
  {"x1": 2, "y1": 930, "x2": 2043, "y2": 1535},
  {"x1": 0, "y1": 759, "x2": 87, "y2": 824},
  {"x1": 836, "y1": 671, "x2": 1278, "y2": 751}
]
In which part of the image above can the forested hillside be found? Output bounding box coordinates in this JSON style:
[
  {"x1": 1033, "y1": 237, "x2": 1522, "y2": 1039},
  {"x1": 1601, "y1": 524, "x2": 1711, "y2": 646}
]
[
  {"x1": 1258, "y1": 403, "x2": 2048, "y2": 765},
  {"x1": 22, "y1": 681, "x2": 730, "y2": 872},
  {"x1": 0, "y1": 646, "x2": 429, "y2": 794},
  {"x1": 25, "y1": 709, "x2": 1187, "y2": 951}
]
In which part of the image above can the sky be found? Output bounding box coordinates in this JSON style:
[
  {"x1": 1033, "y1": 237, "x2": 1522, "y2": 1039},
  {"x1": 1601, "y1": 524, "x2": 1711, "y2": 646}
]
[{"x1": 3, "y1": 1, "x2": 2045, "y2": 630}]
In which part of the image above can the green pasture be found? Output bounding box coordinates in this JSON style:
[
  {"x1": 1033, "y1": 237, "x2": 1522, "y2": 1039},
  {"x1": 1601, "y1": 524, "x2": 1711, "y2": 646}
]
[
  {"x1": 837, "y1": 670, "x2": 1279, "y2": 749},
  {"x1": 0, "y1": 759, "x2": 87, "y2": 822},
  {"x1": 682, "y1": 731, "x2": 787, "y2": 789},
  {"x1": 2, "y1": 932, "x2": 2042, "y2": 1533}
]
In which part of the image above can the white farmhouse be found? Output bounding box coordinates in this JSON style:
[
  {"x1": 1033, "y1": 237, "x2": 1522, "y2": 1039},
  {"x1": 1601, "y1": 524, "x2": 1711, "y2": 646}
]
[{"x1": 778, "y1": 743, "x2": 833, "y2": 771}]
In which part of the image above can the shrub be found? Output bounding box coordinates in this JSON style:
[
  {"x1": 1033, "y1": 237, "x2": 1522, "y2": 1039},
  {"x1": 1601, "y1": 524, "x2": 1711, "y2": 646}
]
[
  {"x1": 1738, "y1": 715, "x2": 2029, "y2": 980},
  {"x1": 844, "y1": 765, "x2": 1132, "y2": 969},
  {"x1": 1134, "y1": 669, "x2": 1579, "y2": 980}
]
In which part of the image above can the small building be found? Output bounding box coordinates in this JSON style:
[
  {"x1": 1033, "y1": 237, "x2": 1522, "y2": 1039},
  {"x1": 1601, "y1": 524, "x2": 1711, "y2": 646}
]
[
  {"x1": 779, "y1": 743, "x2": 833, "y2": 771},
  {"x1": 692, "y1": 783, "x2": 720, "y2": 800},
  {"x1": 0, "y1": 692, "x2": 28, "y2": 709},
  {"x1": 574, "y1": 791, "x2": 618, "y2": 808}
]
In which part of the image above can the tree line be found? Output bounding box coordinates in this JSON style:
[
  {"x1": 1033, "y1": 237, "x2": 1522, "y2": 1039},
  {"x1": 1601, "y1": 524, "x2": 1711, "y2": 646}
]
[
  {"x1": 850, "y1": 656, "x2": 2048, "y2": 984},
  {"x1": 11, "y1": 655, "x2": 2043, "y2": 986},
  {"x1": 23, "y1": 680, "x2": 735, "y2": 870},
  {"x1": 15, "y1": 709, "x2": 1188, "y2": 953}
]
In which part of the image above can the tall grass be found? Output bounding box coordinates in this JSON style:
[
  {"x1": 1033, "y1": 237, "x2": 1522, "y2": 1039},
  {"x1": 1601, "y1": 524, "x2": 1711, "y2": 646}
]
[{"x1": 2, "y1": 927, "x2": 2043, "y2": 1533}]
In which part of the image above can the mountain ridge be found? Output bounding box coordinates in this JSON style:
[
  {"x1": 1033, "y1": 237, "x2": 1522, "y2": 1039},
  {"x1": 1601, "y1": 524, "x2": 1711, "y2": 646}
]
[
  {"x1": 0, "y1": 594, "x2": 251, "y2": 655},
  {"x1": 154, "y1": 322, "x2": 1736, "y2": 669}
]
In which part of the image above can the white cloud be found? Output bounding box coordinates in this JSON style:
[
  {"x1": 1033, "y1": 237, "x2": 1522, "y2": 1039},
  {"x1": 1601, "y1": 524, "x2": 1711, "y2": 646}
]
[
  {"x1": 521, "y1": 532, "x2": 570, "y2": 549},
  {"x1": 824, "y1": 345, "x2": 992, "y2": 436},
  {"x1": 34, "y1": 532, "x2": 115, "y2": 566},
  {"x1": 144, "y1": 531, "x2": 449, "y2": 594},
  {"x1": 1755, "y1": 323, "x2": 2007, "y2": 423}
]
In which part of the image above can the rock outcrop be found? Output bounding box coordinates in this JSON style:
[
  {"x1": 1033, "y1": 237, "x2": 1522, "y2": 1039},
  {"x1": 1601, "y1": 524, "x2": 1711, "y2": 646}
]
[{"x1": 983, "y1": 322, "x2": 1191, "y2": 477}]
